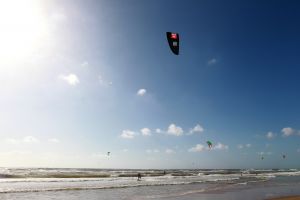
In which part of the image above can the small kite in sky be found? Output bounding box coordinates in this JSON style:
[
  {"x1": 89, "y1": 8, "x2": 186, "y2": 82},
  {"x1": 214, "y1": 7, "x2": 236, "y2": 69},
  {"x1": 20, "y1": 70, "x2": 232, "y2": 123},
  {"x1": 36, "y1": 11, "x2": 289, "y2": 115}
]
[
  {"x1": 207, "y1": 141, "x2": 213, "y2": 149},
  {"x1": 166, "y1": 32, "x2": 179, "y2": 55}
]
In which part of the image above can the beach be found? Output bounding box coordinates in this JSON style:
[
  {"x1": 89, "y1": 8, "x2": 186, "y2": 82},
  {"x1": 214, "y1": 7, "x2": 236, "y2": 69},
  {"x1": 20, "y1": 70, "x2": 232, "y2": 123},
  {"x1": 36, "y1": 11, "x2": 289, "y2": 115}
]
[{"x1": 0, "y1": 168, "x2": 299, "y2": 199}]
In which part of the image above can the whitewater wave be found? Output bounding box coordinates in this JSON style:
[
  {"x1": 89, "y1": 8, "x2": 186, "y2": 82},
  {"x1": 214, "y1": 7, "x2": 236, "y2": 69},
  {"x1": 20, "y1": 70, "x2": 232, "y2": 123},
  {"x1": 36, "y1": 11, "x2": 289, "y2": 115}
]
[
  {"x1": 0, "y1": 177, "x2": 246, "y2": 194},
  {"x1": 0, "y1": 168, "x2": 298, "y2": 194}
]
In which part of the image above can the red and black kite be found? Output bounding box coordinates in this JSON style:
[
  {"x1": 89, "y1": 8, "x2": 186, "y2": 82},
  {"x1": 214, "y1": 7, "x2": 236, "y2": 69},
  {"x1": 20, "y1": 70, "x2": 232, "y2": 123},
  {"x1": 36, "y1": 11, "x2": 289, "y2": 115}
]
[{"x1": 166, "y1": 32, "x2": 179, "y2": 55}]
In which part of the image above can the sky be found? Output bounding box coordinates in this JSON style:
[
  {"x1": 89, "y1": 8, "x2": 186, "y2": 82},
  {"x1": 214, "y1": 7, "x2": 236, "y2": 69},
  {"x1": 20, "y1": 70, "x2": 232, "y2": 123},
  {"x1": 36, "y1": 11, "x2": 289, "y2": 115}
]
[{"x1": 0, "y1": 0, "x2": 300, "y2": 169}]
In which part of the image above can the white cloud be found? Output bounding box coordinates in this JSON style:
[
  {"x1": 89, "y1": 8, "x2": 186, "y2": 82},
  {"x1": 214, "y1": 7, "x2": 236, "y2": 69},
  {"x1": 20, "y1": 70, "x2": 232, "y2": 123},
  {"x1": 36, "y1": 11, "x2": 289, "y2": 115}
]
[
  {"x1": 189, "y1": 144, "x2": 206, "y2": 152},
  {"x1": 165, "y1": 149, "x2": 175, "y2": 154},
  {"x1": 208, "y1": 58, "x2": 217, "y2": 65},
  {"x1": 81, "y1": 61, "x2": 89, "y2": 67},
  {"x1": 146, "y1": 149, "x2": 160, "y2": 154},
  {"x1": 5, "y1": 136, "x2": 39, "y2": 144},
  {"x1": 153, "y1": 149, "x2": 160, "y2": 153},
  {"x1": 141, "y1": 128, "x2": 151, "y2": 136},
  {"x1": 120, "y1": 130, "x2": 136, "y2": 139},
  {"x1": 137, "y1": 89, "x2": 146, "y2": 96},
  {"x1": 23, "y1": 136, "x2": 39, "y2": 143},
  {"x1": 214, "y1": 142, "x2": 229, "y2": 150},
  {"x1": 122, "y1": 149, "x2": 129, "y2": 152},
  {"x1": 156, "y1": 128, "x2": 162, "y2": 133},
  {"x1": 167, "y1": 123, "x2": 183, "y2": 136},
  {"x1": 146, "y1": 149, "x2": 152, "y2": 154},
  {"x1": 189, "y1": 124, "x2": 204, "y2": 134},
  {"x1": 258, "y1": 151, "x2": 272, "y2": 155},
  {"x1": 266, "y1": 131, "x2": 275, "y2": 139},
  {"x1": 282, "y1": 127, "x2": 294, "y2": 137},
  {"x1": 238, "y1": 143, "x2": 251, "y2": 149},
  {"x1": 5, "y1": 138, "x2": 20, "y2": 145},
  {"x1": 98, "y1": 75, "x2": 104, "y2": 84},
  {"x1": 59, "y1": 74, "x2": 79, "y2": 86},
  {"x1": 98, "y1": 75, "x2": 112, "y2": 86},
  {"x1": 48, "y1": 138, "x2": 60, "y2": 143}
]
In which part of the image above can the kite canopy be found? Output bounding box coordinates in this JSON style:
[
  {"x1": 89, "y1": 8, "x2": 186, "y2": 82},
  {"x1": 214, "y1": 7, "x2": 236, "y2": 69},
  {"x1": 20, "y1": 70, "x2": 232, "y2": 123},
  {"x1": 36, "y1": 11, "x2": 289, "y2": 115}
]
[
  {"x1": 166, "y1": 32, "x2": 179, "y2": 55},
  {"x1": 206, "y1": 141, "x2": 212, "y2": 149}
]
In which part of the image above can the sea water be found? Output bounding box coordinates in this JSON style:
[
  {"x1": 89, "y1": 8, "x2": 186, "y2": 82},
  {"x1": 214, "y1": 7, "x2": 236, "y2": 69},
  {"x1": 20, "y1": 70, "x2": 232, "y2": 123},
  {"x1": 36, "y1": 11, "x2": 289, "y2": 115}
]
[{"x1": 0, "y1": 168, "x2": 299, "y2": 199}]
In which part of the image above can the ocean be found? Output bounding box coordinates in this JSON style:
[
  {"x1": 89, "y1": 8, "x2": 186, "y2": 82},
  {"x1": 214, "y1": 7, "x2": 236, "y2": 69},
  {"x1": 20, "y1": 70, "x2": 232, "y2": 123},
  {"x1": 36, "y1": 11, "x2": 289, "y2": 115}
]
[{"x1": 0, "y1": 168, "x2": 299, "y2": 199}]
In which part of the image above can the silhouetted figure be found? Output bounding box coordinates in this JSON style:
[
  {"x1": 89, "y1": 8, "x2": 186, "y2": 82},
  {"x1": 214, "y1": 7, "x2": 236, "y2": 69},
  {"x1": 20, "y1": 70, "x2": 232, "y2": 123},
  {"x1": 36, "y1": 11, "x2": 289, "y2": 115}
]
[
  {"x1": 163, "y1": 170, "x2": 166, "y2": 175},
  {"x1": 137, "y1": 173, "x2": 142, "y2": 181}
]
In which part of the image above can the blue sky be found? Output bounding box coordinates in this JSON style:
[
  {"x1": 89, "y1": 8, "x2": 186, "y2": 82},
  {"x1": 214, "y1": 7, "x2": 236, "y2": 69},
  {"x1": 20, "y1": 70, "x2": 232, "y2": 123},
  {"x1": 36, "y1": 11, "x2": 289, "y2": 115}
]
[{"x1": 0, "y1": 0, "x2": 300, "y2": 169}]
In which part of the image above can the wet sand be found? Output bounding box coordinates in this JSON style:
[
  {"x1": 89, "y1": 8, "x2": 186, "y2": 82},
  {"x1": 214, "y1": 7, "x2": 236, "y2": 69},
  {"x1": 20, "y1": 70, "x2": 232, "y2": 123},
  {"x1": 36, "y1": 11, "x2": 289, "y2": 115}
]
[{"x1": 267, "y1": 196, "x2": 300, "y2": 200}]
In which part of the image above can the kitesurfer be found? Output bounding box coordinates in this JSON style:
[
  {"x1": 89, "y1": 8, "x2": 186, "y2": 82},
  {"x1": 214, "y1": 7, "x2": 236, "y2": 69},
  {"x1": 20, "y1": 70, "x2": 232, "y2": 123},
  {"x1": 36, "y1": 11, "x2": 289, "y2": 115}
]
[{"x1": 137, "y1": 173, "x2": 142, "y2": 181}]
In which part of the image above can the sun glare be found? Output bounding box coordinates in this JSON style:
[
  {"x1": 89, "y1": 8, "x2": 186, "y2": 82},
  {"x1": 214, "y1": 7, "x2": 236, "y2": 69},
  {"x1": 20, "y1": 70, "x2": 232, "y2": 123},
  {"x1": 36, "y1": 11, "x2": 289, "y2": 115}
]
[{"x1": 0, "y1": 0, "x2": 48, "y2": 65}]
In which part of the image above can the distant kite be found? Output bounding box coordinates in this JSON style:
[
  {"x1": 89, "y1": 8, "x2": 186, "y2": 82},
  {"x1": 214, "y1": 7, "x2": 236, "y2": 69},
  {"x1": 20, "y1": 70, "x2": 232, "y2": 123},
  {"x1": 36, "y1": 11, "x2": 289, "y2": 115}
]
[
  {"x1": 207, "y1": 141, "x2": 213, "y2": 149},
  {"x1": 282, "y1": 154, "x2": 286, "y2": 159},
  {"x1": 107, "y1": 152, "x2": 110, "y2": 156},
  {"x1": 166, "y1": 32, "x2": 179, "y2": 55}
]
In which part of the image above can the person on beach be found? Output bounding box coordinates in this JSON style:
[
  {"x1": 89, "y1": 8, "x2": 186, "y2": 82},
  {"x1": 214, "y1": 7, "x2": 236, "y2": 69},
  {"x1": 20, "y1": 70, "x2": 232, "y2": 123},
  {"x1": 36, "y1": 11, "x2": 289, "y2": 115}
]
[{"x1": 137, "y1": 173, "x2": 142, "y2": 181}]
